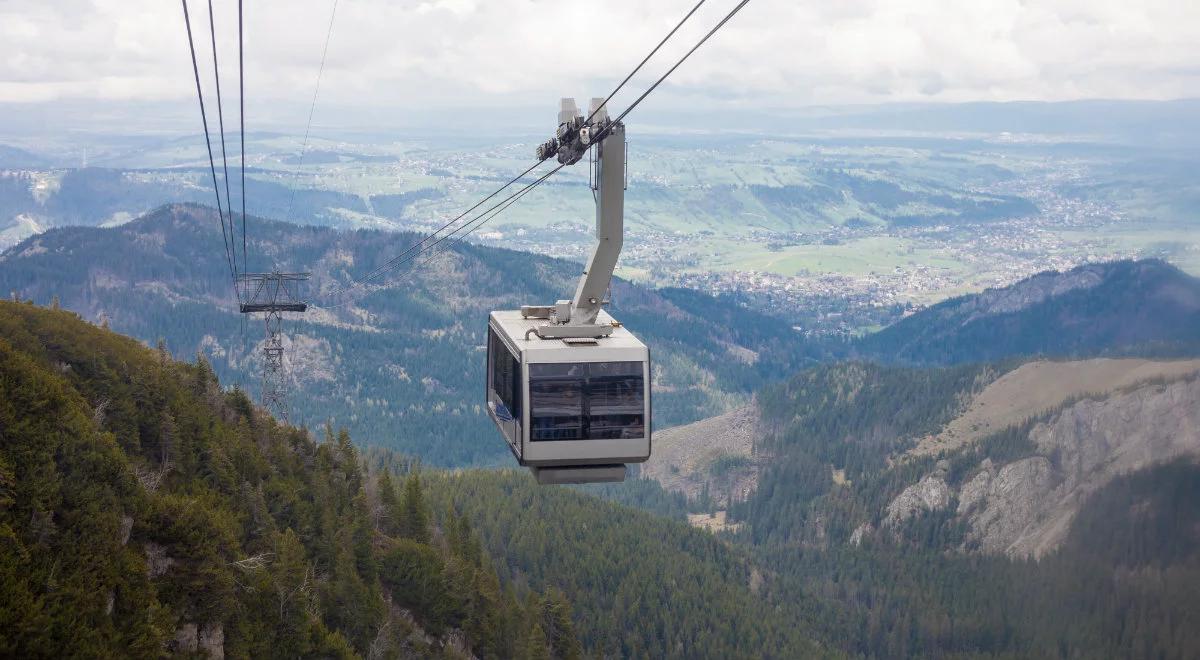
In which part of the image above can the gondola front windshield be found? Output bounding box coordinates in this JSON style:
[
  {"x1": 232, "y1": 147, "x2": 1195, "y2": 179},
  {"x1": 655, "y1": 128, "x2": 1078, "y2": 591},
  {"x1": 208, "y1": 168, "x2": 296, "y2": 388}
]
[{"x1": 530, "y1": 361, "x2": 645, "y2": 441}]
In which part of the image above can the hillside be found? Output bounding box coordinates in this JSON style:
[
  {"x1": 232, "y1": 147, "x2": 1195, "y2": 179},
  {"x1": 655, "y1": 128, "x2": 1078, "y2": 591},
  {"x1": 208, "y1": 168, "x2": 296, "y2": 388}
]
[
  {"x1": 0, "y1": 300, "x2": 582, "y2": 658},
  {"x1": 424, "y1": 470, "x2": 828, "y2": 659},
  {"x1": 0, "y1": 203, "x2": 824, "y2": 466},
  {"x1": 643, "y1": 355, "x2": 1200, "y2": 657},
  {"x1": 911, "y1": 357, "x2": 1200, "y2": 456},
  {"x1": 858, "y1": 259, "x2": 1200, "y2": 364},
  {"x1": 0, "y1": 300, "x2": 839, "y2": 658}
]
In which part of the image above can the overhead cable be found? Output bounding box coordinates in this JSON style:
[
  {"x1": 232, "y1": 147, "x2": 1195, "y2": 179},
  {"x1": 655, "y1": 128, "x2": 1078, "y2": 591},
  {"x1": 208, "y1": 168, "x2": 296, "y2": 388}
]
[
  {"x1": 207, "y1": 0, "x2": 239, "y2": 276},
  {"x1": 239, "y1": 0, "x2": 247, "y2": 274},
  {"x1": 181, "y1": 0, "x2": 239, "y2": 296},
  {"x1": 322, "y1": 0, "x2": 751, "y2": 306},
  {"x1": 325, "y1": 160, "x2": 544, "y2": 299},
  {"x1": 282, "y1": 0, "x2": 340, "y2": 225},
  {"x1": 584, "y1": 0, "x2": 707, "y2": 125}
]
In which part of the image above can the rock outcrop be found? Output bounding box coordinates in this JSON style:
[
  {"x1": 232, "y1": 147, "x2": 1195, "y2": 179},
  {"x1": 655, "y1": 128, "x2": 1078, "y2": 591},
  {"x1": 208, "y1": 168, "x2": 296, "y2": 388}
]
[
  {"x1": 886, "y1": 375, "x2": 1200, "y2": 557},
  {"x1": 885, "y1": 473, "x2": 952, "y2": 527}
]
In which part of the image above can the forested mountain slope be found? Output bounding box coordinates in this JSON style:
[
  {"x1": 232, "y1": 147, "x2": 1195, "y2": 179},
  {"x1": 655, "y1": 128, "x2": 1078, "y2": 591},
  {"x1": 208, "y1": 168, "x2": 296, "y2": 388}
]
[
  {"x1": 644, "y1": 356, "x2": 1200, "y2": 657},
  {"x1": 857, "y1": 259, "x2": 1200, "y2": 364},
  {"x1": 423, "y1": 470, "x2": 829, "y2": 659},
  {"x1": 0, "y1": 203, "x2": 824, "y2": 466},
  {"x1": 0, "y1": 300, "x2": 581, "y2": 658}
]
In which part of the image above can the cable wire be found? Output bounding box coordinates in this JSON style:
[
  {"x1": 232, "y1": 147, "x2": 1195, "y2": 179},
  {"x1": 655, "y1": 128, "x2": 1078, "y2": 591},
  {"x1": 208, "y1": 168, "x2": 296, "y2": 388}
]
[
  {"x1": 324, "y1": 160, "x2": 543, "y2": 300},
  {"x1": 414, "y1": 0, "x2": 752, "y2": 268},
  {"x1": 282, "y1": 0, "x2": 340, "y2": 225},
  {"x1": 411, "y1": 164, "x2": 560, "y2": 272},
  {"x1": 583, "y1": 0, "x2": 707, "y2": 125},
  {"x1": 321, "y1": 163, "x2": 563, "y2": 309},
  {"x1": 612, "y1": 0, "x2": 750, "y2": 129},
  {"x1": 322, "y1": 1, "x2": 715, "y2": 301},
  {"x1": 322, "y1": 0, "x2": 751, "y2": 308},
  {"x1": 181, "y1": 0, "x2": 239, "y2": 296},
  {"x1": 207, "y1": 0, "x2": 238, "y2": 277},
  {"x1": 239, "y1": 0, "x2": 247, "y2": 274}
]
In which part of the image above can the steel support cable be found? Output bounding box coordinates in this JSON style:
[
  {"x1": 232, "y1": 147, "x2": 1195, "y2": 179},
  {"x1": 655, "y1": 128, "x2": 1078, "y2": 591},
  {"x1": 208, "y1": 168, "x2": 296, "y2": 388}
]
[
  {"x1": 351, "y1": 163, "x2": 562, "y2": 289},
  {"x1": 207, "y1": 0, "x2": 239, "y2": 277},
  {"x1": 583, "y1": 0, "x2": 707, "y2": 126},
  {"x1": 411, "y1": 164, "x2": 559, "y2": 272},
  {"x1": 239, "y1": 0, "x2": 247, "y2": 275},
  {"x1": 325, "y1": 2, "x2": 710, "y2": 301},
  {"x1": 601, "y1": 0, "x2": 752, "y2": 144},
  {"x1": 282, "y1": 0, "x2": 339, "y2": 225},
  {"x1": 181, "y1": 0, "x2": 239, "y2": 296},
  {"x1": 417, "y1": 0, "x2": 753, "y2": 257},
  {"x1": 401, "y1": 0, "x2": 747, "y2": 265},
  {"x1": 324, "y1": 160, "x2": 544, "y2": 300},
  {"x1": 322, "y1": 0, "x2": 749, "y2": 306},
  {"x1": 321, "y1": 163, "x2": 563, "y2": 309},
  {"x1": 400, "y1": 163, "x2": 565, "y2": 274}
]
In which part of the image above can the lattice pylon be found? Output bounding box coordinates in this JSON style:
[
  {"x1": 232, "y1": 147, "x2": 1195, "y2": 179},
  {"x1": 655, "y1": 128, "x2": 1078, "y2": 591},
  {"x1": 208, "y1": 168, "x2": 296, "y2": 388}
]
[{"x1": 238, "y1": 272, "x2": 310, "y2": 422}]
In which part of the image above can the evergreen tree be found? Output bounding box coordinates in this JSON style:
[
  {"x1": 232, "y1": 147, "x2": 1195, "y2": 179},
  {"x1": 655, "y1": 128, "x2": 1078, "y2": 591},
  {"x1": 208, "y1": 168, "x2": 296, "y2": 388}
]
[
  {"x1": 397, "y1": 473, "x2": 430, "y2": 543},
  {"x1": 526, "y1": 621, "x2": 551, "y2": 660}
]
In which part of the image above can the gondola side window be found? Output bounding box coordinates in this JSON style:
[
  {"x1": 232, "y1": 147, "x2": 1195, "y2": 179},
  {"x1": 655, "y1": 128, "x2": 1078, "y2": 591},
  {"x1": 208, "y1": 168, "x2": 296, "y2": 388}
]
[
  {"x1": 488, "y1": 327, "x2": 521, "y2": 423},
  {"x1": 530, "y1": 361, "x2": 644, "y2": 441}
]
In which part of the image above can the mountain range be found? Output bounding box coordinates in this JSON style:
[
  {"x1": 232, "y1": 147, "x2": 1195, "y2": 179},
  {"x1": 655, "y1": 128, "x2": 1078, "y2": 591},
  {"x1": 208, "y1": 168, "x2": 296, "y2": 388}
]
[
  {"x1": 0, "y1": 203, "x2": 825, "y2": 466},
  {"x1": 3, "y1": 201, "x2": 1200, "y2": 657}
]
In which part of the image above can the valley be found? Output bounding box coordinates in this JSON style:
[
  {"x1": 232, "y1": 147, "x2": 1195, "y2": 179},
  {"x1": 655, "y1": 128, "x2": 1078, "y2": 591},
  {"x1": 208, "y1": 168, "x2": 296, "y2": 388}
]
[{"x1": 4, "y1": 101, "x2": 1198, "y2": 336}]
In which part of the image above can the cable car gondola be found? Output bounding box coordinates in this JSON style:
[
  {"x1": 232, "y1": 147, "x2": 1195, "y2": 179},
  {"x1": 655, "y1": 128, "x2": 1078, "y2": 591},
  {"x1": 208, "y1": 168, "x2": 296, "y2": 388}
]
[{"x1": 486, "y1": 99, "x2": 651, "y2": 484}]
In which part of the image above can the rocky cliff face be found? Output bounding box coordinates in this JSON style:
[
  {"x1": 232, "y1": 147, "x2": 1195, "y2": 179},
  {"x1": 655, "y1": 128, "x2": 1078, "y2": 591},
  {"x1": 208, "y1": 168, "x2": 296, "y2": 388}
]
[{"x1": 882, "y1": 375, "x2": 1200, "y2": 557}]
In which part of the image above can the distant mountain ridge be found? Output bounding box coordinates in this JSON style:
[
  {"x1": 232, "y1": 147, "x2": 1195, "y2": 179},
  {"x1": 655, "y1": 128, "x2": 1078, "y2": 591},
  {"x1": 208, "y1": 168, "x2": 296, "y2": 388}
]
[
  {"x1": 0, "y1": 203, "x2": 823, "y2": 466},
  {"x1": 858, "y1": 258, "x2": 1200, "y2": 364}
]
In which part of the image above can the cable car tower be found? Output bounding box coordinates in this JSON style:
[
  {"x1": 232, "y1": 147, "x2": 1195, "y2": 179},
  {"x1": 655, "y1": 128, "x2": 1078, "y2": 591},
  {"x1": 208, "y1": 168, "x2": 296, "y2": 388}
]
[
  {"x1": 486, "y1": 98, "x2": 651, "y2": 485},
  {"x1": 239, "y1": 272, "x2": 310, "y2": 421}
]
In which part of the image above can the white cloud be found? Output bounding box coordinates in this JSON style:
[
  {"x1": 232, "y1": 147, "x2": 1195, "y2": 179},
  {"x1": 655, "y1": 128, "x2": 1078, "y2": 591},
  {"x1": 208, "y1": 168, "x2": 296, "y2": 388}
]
[{"x1": 0, "y1": 0, "x2": 1196, "y2": 113}]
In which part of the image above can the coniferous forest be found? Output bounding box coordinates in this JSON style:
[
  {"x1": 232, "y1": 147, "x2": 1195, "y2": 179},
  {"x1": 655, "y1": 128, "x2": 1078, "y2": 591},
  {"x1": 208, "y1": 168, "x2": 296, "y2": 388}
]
[
  {"x1": 3, "y1": 280, "x2": 1200, "y2": 658},
  {"x1": 0, "y1": 301, "x2": 580, "y2": 658}
]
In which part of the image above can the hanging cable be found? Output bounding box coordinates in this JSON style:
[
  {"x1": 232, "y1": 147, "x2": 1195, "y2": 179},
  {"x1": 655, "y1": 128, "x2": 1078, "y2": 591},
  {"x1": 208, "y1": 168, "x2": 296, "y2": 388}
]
[
  {"x1": 207, "y1": 0, "x2": 239, "y2": 277},
  {"x1": 583, "y1": 0, "x2": 707, "y2": 125},
  {"x1": 321, "y1": 163, "x2": 564, "y2": 309},
  {"x1": 324, "y1": 160, "x2": 544, "y2": 299},
  {"x1": 608, "y1": 0, "x2": 750, "y2": 133},
  {"x1": 414, "y1": 0, "x2": 753, "y2": 265},
  {"x1": 378, "y1": 163, "x2": 565, "y2": 280},
  {"x1": 282, "y1": 0, "x2": 340, "y2": 225},
  {"x1": 181, "y1": 0, "x2": 239, "y2": 296},
  {"x1": 239, "y1": 0, "x2": 248, "y2": 275},
  {"x1": 411, "y1": 164, "x2": 560, "y2": 272},
  {"x1": 322, "y1": 0, "x2": 751, "y2": 307}
]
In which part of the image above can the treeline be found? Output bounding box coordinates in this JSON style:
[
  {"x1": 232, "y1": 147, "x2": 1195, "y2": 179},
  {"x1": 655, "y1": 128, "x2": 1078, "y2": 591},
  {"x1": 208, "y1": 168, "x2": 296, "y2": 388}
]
[
  {"x1": 734, "y1": 355, "x2": 1200, "y2": 658},
  {"x1": 742, "y1": 361, "x2": 1001, "y2": 545},
  {"x1": 756, "y1": 459, "x2": 1200, "y2": 659},
  {"x1": 0, "y1": 300, "x2": 580, "y2": 658},
  {"x1": 422, "y1": 469, "x2": 829, "y2": 659}
]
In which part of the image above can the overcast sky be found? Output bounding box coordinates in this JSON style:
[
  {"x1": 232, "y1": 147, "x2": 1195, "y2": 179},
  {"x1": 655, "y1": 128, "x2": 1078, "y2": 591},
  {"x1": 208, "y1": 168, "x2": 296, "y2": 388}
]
[{"x1": 1, "y1": 0, "x2": 1197, "y2": 126}]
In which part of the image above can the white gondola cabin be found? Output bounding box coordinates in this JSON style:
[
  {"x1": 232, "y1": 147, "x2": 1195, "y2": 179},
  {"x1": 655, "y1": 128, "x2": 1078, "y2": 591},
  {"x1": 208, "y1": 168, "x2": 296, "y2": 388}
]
[
  {"x1": 487, "y1": 98, "x2": 650, "y2": 484},
  {"x1": 487, "y1": 310, "x2": 650, "y2": 484}
]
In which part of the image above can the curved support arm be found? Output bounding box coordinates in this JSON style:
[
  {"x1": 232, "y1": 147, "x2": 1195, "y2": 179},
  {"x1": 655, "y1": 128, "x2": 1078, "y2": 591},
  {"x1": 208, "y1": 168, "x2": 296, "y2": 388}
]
[{"x1": 568, "y1": 123, "x2": 625, "y2": 326}]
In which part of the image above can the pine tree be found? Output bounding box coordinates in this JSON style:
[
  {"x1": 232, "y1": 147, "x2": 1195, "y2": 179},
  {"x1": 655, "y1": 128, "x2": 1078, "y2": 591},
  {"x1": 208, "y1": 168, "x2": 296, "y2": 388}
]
[
  {"x1": 396, "y1": 473, "x2": 430, "y2": 543},
  {"x1": 542, "y1": 587, "x2": 582, "y2": 660},
  {"x1": 377, "y1": 471, "x2": 397, "y2": 536},
  {"x1": 526, "y1": 620, "x2": 551, "y2": 660}
]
